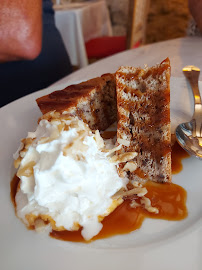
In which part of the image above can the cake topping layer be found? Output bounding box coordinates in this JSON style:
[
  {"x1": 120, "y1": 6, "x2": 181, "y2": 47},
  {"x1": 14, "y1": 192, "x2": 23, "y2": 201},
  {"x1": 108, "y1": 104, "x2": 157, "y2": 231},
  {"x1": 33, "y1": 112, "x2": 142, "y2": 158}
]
[{"x1": 14, "y1": 112, "x2": 127, "y2": 240}]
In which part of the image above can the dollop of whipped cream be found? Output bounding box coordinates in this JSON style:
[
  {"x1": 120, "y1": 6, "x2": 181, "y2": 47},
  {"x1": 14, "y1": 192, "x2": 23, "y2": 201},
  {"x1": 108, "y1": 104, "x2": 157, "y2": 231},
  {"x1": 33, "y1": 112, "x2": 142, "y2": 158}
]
[{"x1": 14, "y1": 113, "x2": 127, "y2": 240}]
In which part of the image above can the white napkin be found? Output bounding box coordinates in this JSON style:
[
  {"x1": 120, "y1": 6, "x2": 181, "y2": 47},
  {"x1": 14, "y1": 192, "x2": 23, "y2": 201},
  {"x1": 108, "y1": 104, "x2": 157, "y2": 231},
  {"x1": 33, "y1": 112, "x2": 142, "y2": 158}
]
[{"x1": 170, "y1": 76, "x2": 202, "y2": 133}]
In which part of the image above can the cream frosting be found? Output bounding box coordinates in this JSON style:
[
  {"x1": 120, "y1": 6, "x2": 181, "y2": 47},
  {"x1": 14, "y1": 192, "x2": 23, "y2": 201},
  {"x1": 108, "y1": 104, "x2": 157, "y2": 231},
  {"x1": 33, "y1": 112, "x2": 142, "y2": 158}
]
[{"x1": 14, "y1": 116, "x2": 127, "y2": 240}]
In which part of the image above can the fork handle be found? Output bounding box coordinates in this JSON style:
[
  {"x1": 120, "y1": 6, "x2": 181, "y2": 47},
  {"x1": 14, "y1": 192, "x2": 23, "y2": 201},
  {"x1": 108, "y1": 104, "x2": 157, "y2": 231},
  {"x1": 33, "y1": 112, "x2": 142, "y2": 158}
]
[
  {"x1": 184, "y1": 70, "x2": 202, "y2": 105},
  {"x1": 184, "y1": 69, "x2": 202, "y2": 138}
]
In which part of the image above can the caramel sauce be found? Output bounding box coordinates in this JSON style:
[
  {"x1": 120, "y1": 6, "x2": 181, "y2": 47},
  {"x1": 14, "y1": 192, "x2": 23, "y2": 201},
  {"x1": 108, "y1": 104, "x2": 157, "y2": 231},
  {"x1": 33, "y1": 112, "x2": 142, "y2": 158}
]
[
  {"x1": 101, "y1": 130, "x2": 117, "y2": 139},
  {"x1": 50, "y1": 180, "x2": 187, "y2": 243},
  {"x1": 133, "y1": 167, "x2": 148, "y2": 179},
  {"x1": 10, "y1": 174, "x2": 19, "y2": 208},
  {"x1": 172, "y1": 141, "x2": 190, "y2": 174},
  {"x1": 10, "y1": 142, "x2": 190, "y2": 243}
]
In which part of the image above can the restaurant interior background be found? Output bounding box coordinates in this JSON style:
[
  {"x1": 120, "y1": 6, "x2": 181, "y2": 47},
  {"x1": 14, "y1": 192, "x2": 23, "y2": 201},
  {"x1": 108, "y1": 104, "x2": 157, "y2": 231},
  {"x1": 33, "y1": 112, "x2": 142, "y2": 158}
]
[
  {"x1": 53, "y1": 0, "x2": 192, "y2": 69},
  {"x1": 104, "y1": 0, "x2": 190, "y2": 44}
]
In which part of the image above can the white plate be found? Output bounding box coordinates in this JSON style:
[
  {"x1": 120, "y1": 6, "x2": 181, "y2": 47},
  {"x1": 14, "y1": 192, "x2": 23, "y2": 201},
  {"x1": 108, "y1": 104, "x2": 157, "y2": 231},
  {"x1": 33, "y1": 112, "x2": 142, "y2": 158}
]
[{"x1": 0, "y1": 77, "x2": 202, "y2": 270}]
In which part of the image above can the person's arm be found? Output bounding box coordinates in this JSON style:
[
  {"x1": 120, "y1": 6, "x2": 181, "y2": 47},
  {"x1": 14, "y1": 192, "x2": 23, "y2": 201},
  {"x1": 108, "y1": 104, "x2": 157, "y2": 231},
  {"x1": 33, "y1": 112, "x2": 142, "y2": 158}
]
[
  {"x1": 188, "y1": 0, "x2": 202, "y2": 34},
  {"x1": 0, "y1": 0, "x2": 42, "y2": 63}
]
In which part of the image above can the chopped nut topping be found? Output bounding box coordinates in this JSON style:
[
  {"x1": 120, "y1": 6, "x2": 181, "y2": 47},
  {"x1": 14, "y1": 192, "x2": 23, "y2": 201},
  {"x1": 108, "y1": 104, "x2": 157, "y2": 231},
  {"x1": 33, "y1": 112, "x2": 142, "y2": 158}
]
[
  {"x1": 117, "y1": 138, "x2": 130, "y2": 147},
  {"x1": 112, "y1": 186, "x2": 147, "y2": 199},
  {"x1": 17, "y1": 161, "x2": 36, "y2": 177},
  {"x1": 110, "y1": 151, "x2": 138, "y2": 164},
  {"x1": 123, "y1": 161, "x2": 137, "y2": 172},
  {"x1": 38, "y1": 137, "x2": 51, "y2": 144},
  {"x1": 94, "y1": 130, "x2": 105, "y2": 149},
  {"x1": 102, "y1": 144, "x2": 122, "y2": 155},
  {"x1": 14, "y1": 158, "x2": 21, "y2": 169},
  {"x1": 140, "y1": 197, "x2": 159, "y2": 214},
  {"x1": 130, "y1": 200, "x2": 140, "y2": 208},
  {"x1": 35, "y1": 219, "x2": 46, "y2": 233}
]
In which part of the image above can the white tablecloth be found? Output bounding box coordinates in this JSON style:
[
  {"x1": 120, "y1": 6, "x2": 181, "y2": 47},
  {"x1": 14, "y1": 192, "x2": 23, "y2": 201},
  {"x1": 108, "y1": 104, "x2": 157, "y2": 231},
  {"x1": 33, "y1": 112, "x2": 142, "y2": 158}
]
[{"x1": 54, "y1": 0, "x2": 112, "y2": 68}]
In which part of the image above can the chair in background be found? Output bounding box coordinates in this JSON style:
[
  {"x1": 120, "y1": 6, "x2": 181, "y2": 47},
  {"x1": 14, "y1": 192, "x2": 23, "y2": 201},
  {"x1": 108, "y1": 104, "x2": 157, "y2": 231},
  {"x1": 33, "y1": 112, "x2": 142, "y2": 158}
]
[{"x1": 85, "y1": 0, "x2": 150, "y2": 61}]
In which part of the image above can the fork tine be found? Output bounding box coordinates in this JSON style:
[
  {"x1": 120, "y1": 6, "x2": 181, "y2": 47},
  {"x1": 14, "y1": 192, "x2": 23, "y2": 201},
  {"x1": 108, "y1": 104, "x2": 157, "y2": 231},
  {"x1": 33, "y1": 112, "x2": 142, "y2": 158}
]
[
  {"x1": 194, "y1": 118, "x2": 201, "y2": 138},
  {"x1": 201, "y1": 122, "x2": 202, "y2": 138},
  {"x1": 198, "y1": 137, "x2": 202, "y2": 147}
]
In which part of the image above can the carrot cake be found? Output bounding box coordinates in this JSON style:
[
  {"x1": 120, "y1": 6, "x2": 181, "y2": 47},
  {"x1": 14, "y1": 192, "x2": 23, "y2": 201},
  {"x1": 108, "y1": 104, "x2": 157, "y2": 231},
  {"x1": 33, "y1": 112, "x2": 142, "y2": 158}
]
[
  {"x1": 116, "y1": 58, "x2": 171, "y2": 183},
  {"x1": 36, "y1": 73, "x2": 116, "y2": 131}
]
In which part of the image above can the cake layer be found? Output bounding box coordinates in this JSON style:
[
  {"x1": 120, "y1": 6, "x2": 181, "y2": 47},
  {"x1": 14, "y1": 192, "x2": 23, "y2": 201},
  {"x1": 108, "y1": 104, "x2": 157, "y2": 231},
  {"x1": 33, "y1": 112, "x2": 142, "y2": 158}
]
[
  {"x1": 116, "y1": 58, "x2": 171, "y2": 183},
  {"x1": 36, "y1": 73, "x2": 117, "y2": 131}
]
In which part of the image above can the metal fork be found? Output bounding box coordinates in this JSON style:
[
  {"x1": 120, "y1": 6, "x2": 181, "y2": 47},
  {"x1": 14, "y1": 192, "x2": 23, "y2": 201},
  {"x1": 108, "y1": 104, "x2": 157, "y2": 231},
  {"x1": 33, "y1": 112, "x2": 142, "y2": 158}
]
[{"x1": 183, "y1": 65, "x2": 202, "y2": 145}]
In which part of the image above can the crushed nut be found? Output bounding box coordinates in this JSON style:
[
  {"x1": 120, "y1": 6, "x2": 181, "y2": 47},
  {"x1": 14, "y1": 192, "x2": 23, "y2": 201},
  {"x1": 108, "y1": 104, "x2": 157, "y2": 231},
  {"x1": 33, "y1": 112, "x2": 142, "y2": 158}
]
[
  {"x1": 123, "y1": 161, "x2": 137, "y2": 172},
  {"x1": 117, "y1": 138, "x2": 130, "y2": 147},
  {"x1": 140, "y1": 197, "x2": 159, "y2": 214},
  {"x1": 94, "y1": 130, "x2": 105, "y2": 149},
  {"x1": 130, "y1": 200, "x2": 140, "y2": 208},
  {"x1": 110, "y1": 151, "x2": 138, "y2": 164},
  {"x1": 17, "y1": 161, "x2": 36, "y2": 177}
]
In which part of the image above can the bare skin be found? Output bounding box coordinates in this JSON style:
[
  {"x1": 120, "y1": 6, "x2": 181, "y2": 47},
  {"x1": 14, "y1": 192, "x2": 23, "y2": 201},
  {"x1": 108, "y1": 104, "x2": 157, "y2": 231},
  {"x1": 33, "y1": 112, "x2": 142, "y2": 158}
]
[{"x1": 0, "y1": 0, "x2": 42, "y2": 63}]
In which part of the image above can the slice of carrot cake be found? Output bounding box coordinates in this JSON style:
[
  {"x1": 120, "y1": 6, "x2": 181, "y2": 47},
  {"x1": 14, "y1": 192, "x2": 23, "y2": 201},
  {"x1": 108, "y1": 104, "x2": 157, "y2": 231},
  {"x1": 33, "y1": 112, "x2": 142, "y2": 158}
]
[
  {"x1": 116, "y1": 58, "x2": 171, "y2": 183},
  {"x1": 36, "y1": 73, "x2": 116, "y2": 131}
]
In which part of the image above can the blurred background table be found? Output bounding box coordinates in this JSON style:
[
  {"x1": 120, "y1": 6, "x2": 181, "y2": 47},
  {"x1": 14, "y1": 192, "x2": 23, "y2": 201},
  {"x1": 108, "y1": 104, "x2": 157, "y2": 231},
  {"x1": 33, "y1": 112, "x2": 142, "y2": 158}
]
[
  {"x1": 54, "y1": 0, "x2": 112, "y2": 68},
  {"x1": 52, "y1": 36, "x2": 202, "y2": 84}
]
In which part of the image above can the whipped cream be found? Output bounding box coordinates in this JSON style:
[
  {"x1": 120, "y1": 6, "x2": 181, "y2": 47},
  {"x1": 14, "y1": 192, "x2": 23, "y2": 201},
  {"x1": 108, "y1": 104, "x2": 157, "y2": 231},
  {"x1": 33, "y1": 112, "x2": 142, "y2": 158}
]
[{"x1": 14, "y1": 114, "x2": 127, "y2": 240}]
